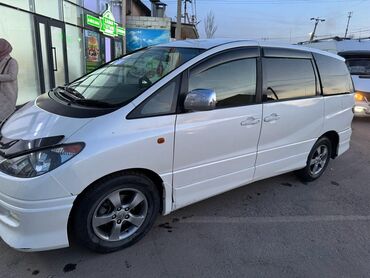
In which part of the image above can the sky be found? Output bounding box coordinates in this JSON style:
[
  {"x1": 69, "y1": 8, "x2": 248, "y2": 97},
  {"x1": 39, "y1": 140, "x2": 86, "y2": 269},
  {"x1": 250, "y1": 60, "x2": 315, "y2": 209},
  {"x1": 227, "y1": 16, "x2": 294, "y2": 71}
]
[{"x1": 143, "y1": 0, "x2": 370, "y2": 43}]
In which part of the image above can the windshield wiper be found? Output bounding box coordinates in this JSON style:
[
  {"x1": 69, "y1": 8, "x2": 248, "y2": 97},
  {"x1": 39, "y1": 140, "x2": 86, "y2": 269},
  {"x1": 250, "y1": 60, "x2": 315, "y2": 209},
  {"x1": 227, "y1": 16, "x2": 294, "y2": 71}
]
[
  {"x1": 72, "y1": 98, "x2": 116, "y2": 108},
  {"x1": 55, "y1": 86, "x2": 85, "y2": 100},
  {"x1": 54, "y1": 86, "x2": 114, "y2": 108}
]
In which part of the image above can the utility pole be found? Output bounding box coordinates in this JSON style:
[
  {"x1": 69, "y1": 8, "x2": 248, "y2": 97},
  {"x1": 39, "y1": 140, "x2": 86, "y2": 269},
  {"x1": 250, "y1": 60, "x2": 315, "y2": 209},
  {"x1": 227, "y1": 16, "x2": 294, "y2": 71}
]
[
  {"x1": 344, "y1": 11, "x2": 353, "y2": 38},
  {"x1": 309, "y1": 17, "x2": 325, "y2": 42},
  {"x1": 175, "y1": 0, "x2": 182, "y2": 40},
  {"x1": 184, "y1": 0, "x2": 192, "y2": 24}
]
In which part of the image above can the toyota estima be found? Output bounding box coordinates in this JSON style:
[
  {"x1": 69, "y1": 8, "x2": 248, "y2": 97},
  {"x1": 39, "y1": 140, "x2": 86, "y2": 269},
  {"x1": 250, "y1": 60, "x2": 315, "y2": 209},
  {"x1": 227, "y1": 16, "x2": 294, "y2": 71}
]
[{"x1": 0, "y1": 39, "x2": 354, "y2": 253}]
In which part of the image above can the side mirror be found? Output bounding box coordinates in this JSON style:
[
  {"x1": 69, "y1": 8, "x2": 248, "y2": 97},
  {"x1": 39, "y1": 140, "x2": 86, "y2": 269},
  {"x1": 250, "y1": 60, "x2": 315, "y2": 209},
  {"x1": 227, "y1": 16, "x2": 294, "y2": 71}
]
[{"x1": 184, "y1": 89, "x2": 217, "y2": 111}]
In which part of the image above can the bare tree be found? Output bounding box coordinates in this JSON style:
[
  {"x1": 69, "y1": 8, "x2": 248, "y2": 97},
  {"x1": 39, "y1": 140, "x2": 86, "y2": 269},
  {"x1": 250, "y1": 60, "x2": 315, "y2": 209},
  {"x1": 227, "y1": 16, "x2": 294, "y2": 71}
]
[{"x1": 204, "y1": 11, "x2": 217, "y2": 39}]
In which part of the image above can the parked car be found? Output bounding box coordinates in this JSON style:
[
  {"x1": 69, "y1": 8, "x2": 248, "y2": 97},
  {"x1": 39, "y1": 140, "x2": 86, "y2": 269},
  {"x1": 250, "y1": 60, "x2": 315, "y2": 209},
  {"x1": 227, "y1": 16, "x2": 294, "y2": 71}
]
[
  {"x1": 339, "y1": 51, "x2": 370, "y2": 116},
  {"x1": 0, "y1": 39, "x2": 354, "y2": 253}
]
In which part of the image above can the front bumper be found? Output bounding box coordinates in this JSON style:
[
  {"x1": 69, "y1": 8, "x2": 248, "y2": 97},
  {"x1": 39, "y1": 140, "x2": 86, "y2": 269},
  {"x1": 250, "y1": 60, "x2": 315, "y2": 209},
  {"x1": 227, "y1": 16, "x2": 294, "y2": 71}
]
[
  {"x1": 0, "y1": 165, "x2": 76, "y2": 251},
  {"x1": 0, "y1": 191, "x2": 75, "y2": 251}
]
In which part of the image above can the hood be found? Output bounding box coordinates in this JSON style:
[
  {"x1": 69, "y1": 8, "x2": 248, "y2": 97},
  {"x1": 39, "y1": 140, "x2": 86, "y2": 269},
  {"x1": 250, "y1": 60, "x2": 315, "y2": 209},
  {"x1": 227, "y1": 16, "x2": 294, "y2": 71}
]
[
  {"x1": 352, "y1": 75, "x2": 370, "y2": 93},
  {"x1": 1, "y1": 100, "x2": 93, "y2": 141}
]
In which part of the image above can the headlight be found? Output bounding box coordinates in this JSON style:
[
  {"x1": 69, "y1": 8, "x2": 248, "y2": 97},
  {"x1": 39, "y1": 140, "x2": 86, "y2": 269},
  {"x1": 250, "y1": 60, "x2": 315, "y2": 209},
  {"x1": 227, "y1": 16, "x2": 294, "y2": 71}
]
[{"x1": 0, "y1": 143, "x2": 84, "y2": 178}]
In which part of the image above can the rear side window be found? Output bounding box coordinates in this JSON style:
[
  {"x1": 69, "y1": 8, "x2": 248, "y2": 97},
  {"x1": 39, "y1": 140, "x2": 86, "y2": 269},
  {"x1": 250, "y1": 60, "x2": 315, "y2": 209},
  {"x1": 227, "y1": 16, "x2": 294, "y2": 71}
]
[
  {"x1": 313, "y1": 53, "x2": 353, "y2": 95},
  {"x1": 189, "y1": 58, "x2": 257, "y2": 108},
  {"x1": 263, "y1": 58, "x2": 316, "y2": 101}
]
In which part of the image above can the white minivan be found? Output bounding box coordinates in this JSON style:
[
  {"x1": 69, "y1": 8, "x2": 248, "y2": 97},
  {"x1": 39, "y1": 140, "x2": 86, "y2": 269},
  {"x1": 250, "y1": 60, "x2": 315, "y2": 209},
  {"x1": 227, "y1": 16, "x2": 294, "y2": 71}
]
[
  {"x1": 338, "y1": 51, "x2": 370, "y2": 116},
  {"x1": 0, "y1": 39, "x2": 354, "y2": 253}
]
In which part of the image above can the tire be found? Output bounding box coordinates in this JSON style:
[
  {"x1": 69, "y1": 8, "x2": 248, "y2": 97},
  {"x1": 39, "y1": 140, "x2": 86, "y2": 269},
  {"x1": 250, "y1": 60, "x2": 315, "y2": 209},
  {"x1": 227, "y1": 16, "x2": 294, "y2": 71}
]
[
  {"x1": 296, "y1": 137, "x2": 332, "y2": 182},
  {"x1": 72, "y1": 172, "x2": 160, "y2": 253}
]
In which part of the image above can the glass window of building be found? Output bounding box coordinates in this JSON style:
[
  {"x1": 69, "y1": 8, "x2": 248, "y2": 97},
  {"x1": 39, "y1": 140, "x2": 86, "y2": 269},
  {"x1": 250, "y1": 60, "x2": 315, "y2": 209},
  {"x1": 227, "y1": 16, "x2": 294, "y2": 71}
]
[
  {"x1": 34, "y1": 0, "x2": 62, "y2": 20},
  {"x1": 84, "y1": 0, "x2": 99, "y2": 13},
  {"x1": 1, "y1": 0, "x2": 31, "y2": 10},
  {"x1": 66, "y1": 25, "x2": 85, "y2": 82},
  {"x1": 63, "y1": 1, "x2": 84, "y2": 26},
  {"x1": 0, "y1": 5, "x2": 40, "y2": 104},
  {"x1": 114, "y1": 40, "x2": 123, "y2": 58}
]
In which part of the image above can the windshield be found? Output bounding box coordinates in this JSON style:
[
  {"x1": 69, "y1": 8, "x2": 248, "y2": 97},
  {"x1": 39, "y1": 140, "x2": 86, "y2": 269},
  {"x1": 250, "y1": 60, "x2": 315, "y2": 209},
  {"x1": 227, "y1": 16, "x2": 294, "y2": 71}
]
[
  {"x1": 66, "y1": 47, "x2": 203, "y2": 106},
  {"x1": 345, "y1": 58, "x2": 370, "y2": 76}
]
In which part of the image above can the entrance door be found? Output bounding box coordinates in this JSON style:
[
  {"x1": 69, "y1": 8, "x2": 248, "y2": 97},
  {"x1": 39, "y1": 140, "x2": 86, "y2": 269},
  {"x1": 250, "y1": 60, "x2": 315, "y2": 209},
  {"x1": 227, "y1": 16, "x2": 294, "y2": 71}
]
[{"x1": 35, "y1": 16, "x2": 69, "y2": 93}]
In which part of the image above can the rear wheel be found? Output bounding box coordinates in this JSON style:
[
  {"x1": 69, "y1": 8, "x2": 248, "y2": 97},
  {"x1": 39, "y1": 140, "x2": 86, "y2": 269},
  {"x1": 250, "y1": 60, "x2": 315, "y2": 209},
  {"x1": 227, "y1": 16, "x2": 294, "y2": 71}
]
[
  {"x1": 72, "y1": 173, "x2": 160, "y2": 253},
  {"x1": 297, "y1": 137, "x2": 332, "y2": 182}
]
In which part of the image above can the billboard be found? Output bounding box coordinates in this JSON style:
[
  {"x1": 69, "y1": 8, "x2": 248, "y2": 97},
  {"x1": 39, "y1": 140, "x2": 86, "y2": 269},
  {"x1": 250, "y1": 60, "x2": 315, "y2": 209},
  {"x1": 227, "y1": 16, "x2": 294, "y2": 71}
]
[{"x1": 126, "y1": 28, "x2": 170, "y2": 53}]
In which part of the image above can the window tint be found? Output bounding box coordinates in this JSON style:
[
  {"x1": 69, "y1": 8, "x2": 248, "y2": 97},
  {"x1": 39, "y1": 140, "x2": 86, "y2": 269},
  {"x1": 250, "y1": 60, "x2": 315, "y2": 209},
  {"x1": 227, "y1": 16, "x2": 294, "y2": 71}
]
[
  {"x1": 263, "y1": 58, "x2": 316, "y2": 101},
  {"x1": 189, "y1": 58, "x2": 257, "y2": 108},
  {"x1": 128, "y1": 78, "x2": 179, "y2": 118},
  {"x1": 313, "y1": 53, "x2": 353, "y2": 95}
]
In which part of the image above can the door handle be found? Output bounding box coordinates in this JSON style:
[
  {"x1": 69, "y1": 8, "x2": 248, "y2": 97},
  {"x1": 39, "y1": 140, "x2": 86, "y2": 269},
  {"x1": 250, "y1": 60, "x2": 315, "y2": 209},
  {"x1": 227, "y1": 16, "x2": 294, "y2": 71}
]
[
  {"x1": 264, "y1": 113, "x2": 280, "y2": 123},
  {"x1": 241, "y1": 117, "x2": 260, "y2": 126},
  {"x1": 52, "y1": 47, "x2": 58, "y2": 72}
]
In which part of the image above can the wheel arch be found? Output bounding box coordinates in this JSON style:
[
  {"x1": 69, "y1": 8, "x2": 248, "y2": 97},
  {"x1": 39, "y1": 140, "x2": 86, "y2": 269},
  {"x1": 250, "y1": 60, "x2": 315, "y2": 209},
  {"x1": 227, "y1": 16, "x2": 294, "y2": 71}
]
[
  {"x1": 320, "y1": 130, "x2": 339, "y2": 158},
  {"x1": 67, "y1": 168, "x2": 170, "y2": 242}
]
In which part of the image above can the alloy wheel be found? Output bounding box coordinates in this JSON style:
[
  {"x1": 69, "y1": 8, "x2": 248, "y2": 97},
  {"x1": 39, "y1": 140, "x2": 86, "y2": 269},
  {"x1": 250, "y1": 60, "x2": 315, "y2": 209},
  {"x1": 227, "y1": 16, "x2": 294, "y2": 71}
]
[
  {"x1": 309, "y1": 144, "x2": 329, "y2": 176},
  {"x1": 92, "y1": 188, "x2": 148, "y2": 242}
]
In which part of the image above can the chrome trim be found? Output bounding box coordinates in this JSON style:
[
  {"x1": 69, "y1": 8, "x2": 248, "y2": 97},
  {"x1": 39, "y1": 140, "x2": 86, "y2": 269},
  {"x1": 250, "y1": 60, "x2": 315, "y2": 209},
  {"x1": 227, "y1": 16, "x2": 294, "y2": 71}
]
[{"x1": 184, "y1": 89, "x2": 217, "y2": 111}]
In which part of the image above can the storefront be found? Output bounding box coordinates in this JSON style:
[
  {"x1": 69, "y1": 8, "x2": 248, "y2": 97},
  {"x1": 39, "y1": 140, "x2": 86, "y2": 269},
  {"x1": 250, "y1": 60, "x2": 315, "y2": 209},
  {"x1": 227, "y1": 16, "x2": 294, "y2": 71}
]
[{"x1": 0, "y1": 0, "x2": 125, "y2": 105}]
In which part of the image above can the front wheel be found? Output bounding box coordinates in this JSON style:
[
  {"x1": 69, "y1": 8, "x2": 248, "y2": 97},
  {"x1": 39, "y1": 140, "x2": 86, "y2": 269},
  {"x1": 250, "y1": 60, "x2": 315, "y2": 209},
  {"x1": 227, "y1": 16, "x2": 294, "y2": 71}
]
[
  {"x1": 297, "y1": 137, "x2": 332, "y2": 182},
  {"x1": 72, "y1": 173, "x2": 160, "y2": 253}
]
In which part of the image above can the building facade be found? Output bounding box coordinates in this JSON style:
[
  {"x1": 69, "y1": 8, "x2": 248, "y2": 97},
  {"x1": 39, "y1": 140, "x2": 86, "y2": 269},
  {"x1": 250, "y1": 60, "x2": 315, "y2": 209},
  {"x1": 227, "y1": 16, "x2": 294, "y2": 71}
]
[{"x1": 0, "y1": 0, "x2": 156, "y2": 105}]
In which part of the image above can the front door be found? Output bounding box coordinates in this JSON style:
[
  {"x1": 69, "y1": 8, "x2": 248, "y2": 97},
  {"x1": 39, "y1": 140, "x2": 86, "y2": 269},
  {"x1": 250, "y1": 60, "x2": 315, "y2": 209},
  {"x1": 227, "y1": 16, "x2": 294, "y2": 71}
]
[
  {"x1": 35, "y1": 16, "x2": 69, "y2": 93},
  {"x1": 173, "y1": 48, "x2": 262, "y2": 209}
]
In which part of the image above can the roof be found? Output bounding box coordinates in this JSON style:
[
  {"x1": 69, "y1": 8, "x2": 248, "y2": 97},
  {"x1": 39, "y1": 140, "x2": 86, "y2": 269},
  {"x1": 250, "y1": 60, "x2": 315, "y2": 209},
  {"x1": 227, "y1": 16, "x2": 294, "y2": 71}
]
[{"x1": 156, "y1": 39, "x2": 344, "y2": 60}]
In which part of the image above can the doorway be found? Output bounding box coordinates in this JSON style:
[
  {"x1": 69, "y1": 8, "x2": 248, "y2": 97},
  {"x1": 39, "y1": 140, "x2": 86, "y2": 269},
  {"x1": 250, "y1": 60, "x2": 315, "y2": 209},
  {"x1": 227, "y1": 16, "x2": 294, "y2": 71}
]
[{"x1": 34, "y1": 16, "x2": 69, "y2": 93}]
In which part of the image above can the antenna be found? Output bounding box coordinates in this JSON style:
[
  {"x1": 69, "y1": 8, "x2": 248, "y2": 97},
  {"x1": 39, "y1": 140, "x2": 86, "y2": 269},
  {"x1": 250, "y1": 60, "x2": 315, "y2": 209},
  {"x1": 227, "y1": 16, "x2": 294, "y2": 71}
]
[
  {"x1": 344, "y1": 12, "x2": 353, "y2": 38},
  {"x1": 309, "y1": 17, "x2": 326, "y2": 42}
]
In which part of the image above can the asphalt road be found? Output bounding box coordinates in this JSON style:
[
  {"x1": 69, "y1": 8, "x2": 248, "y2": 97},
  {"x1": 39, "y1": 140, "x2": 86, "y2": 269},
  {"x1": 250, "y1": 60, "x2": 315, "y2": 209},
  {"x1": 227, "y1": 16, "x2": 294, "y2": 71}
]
[{"x1": 1, "y1": 118, "x2": 370, "y2": 278}]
